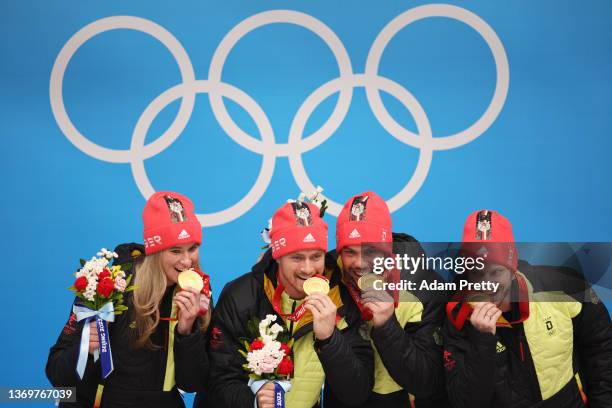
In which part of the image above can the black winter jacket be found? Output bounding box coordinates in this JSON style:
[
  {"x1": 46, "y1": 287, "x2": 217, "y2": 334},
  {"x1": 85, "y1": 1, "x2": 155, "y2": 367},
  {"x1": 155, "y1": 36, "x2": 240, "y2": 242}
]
[
  {"x1": 443, "y1": 261, "x2": 612, "y2": 408},
  {"x1": 200, "y1": 250, "x2": 374, "y2": 408},
  {"x1": 350, "y1": 233, "x2": 449, "y2": 408}
]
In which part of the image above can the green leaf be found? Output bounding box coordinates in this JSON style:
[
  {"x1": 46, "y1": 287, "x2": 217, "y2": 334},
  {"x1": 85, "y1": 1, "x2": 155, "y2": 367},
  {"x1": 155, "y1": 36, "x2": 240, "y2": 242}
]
[
  {"x1": 121, "y1": 263, "x2": 132, "y2": 272},
  {"x1": 246, "y1": 318, "x2": 260, "y2": 339},
  {"x1": 125, "y1": 286, "x2": 136, "y2": 293},
  {"x1": 68, "y1": 285, "x2": 76, "y2": 291},
  {"x1": 238, "y1": 349, "x2": 248, "y2": 358},
  {"x1": 79, "y1": 259, "x2": 86, "y2": 267},
  {"x1": 125, "y1": 275, "x2": 133, "y2": 286}
]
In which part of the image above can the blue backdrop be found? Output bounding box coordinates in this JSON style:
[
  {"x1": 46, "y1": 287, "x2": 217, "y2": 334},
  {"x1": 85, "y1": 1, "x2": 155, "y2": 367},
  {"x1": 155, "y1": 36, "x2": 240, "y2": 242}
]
[{"x1": 1, "y1": 1, "x2": 611, "y2": 405}]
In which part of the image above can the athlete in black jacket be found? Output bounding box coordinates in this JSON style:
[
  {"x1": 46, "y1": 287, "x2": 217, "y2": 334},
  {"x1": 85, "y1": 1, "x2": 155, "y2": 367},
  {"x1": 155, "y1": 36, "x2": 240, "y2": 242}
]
[
  {"x1": 333, "y1": 192, "x2": 449, "y2": 408},
  {"x1": 46, "y1": 192, "x2": 211, "y2": 407},
  {"x1": 443, "y1": 210, "x2": 612, "y2": 408},
  {"x1": 203, "y1": 201, "x2": 373, "y2": 408}
]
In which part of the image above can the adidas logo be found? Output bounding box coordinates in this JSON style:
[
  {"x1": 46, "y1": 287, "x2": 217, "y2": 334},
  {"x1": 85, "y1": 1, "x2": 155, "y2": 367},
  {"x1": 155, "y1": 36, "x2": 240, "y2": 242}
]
[
  {"x1": 303, "y1": 233, "x2": 316, "y2": 243},
  {"x1": 349, "y1": 228, "x2": 361, "y2": 239},
  {"x1": 177, "y1": 229, "x2": 191, "y2": 240}
]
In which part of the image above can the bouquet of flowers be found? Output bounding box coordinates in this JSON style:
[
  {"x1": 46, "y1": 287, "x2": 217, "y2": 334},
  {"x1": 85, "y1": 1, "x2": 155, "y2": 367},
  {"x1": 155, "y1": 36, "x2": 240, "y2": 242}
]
[
  {"x1": 240, "y1": 314, "x2": 294, "y2": 405},
  {"x1": 70, "y1": 248, "x2": 134, "y2": 312},
  {"x1": 69, "y1": 248, "x2": 135, "y2": 379}
]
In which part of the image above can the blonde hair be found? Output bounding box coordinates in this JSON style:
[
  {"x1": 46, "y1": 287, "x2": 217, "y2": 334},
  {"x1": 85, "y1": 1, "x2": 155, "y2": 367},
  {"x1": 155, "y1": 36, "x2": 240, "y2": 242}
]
[{"x1": 129, "y1": 251, "x2": 211, "y2": 350}]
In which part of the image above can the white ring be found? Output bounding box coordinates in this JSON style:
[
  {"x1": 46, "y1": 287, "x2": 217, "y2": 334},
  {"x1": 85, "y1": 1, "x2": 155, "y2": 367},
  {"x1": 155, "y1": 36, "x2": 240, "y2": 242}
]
[
  {"x1": 288, "y1": 73, "x2": 433, "y2": 216},
  {"x1": 365, "y1": 4, "x2": 509, "y2": 150},
  {"x1": 50, "y1": 7, "x2": 509, "y2": 225},
  {"x1": 50, "y1": 16, "x2": 196, "y2": 163},
  {"x1": 208, "y1": 10, "x2": 353, "y2": 157},
  {"x1": 130, "y1": 80, "x2": 275, "y2": 227}
]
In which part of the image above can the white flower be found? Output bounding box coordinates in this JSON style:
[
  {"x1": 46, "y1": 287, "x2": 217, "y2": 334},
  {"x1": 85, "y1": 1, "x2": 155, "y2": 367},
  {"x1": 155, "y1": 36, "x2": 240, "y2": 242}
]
[
  {"x1": 246, "y1": 340, "x2": 285, "y2": 375},
  {"x1": 260, "y1": 228, "x2": 271, "y2": 244},
  {"x1": 112, "y1": 252, "x2": 118, "y2": 258},
  {"x1": 286, "y1": 199, "x2": 296, "y2": 203},
  {"x1": 298, "y1": 192, "x2": 306, "y2": 202},
  {"x1": 114, "y1": 277, "x2": 127, "y2": 292}
]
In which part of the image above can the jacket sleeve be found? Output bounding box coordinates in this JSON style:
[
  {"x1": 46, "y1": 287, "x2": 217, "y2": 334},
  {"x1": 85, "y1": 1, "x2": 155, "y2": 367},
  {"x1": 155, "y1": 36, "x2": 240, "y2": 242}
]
[
  {"x1": 573, "y1": 298, "x2": 612, "y2": 408},
  {"x1": 174, "y1": 301, "x2": 213, "y2": 393},
  {"x1": 316, "y1": 323, "x2": 374, "y2": 406},
  {"x1": 442, "y1": 320, "x2": 497, "y2": 408},
  {"x1": 370, "y1": 299, "x2": 446, "y2": 398},
  {"x1": 45, "y1": 301, "x2": 99, "y2": 387},
  {"x1": 207, "y1": 290, "x2": 256, "y2": 407}
]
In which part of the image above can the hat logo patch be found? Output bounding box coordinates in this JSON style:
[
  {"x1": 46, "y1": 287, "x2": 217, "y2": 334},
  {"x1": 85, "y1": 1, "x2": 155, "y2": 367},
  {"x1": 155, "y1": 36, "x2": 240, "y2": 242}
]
[
  {"x1": 291, "y1": 202, "x2": 313, "y2": 227},
  {"x1": 303, "y1": 233, "x2": 316, "y2": 243},
  {"x1": 349, "y1": 228, "x2": 361, "y2": 239},
  {"x1": 475, "y1": 210, "x2": 492, "y2": 240},
  {"x1": 349, "y1": 195, "x2": 369, "y2": 221},
  {"x1": 177, "y1": 229, "x2": 191, "y2": 240},
  {"x1": 165, "y1": 195, "x2": 188, "y2": 223}
]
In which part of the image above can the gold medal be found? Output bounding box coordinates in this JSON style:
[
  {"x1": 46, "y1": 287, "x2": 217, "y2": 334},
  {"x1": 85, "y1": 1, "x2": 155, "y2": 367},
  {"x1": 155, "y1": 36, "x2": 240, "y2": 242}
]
[
  {"x1": 178, "y1": 269, "x2": 204, "y2": 292},
  {"x1": 467, "y1": 293, "x2": 491, "y2": 307},
  {"x1": 357, "y1": 273, "x2": 381, "y2": 291},
  {"x1": 303, "y1": 276, "x2": 330, "y2": 295}
]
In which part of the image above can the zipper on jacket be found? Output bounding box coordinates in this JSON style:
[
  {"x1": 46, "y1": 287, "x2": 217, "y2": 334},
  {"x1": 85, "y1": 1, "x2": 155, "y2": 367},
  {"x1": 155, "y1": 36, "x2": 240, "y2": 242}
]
[{"x1": 516, "y1": 323, "x2": 542, "y2": 402}]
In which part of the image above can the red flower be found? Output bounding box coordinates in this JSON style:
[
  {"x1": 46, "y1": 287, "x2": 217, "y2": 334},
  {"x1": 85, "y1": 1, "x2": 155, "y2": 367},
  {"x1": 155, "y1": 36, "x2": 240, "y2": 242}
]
[
  {"x1": 280, "y1": 343, "x2": 291, "y2": 356},
  {"x1": 74, "y1": 276, "x2": 88, "y2": 292},
  {"x1": 97, "y1": 277, "x2": 115, "y2": 297},
  {"x1": 277, "y1": 358, "x2": 293, "y2": 376},
  {"x1": 98, "y1": 269, "x2": 111, "y2": 280},
  {"x1": 250, "y1": 339, "x2": 265, "y2": 351}
]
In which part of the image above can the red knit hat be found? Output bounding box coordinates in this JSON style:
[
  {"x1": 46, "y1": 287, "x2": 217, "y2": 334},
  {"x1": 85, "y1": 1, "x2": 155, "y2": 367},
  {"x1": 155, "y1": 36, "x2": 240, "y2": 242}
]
[
  {"x1": 142, "y1": 191, "x2": 202, "y2": 255},
  {"x1": 460, "y1": 210, "x2": 517, "y2": 271},
  {"x1": 269, "y1": 202, "x2": 328, "y2": 260},
  {"x1": 336, "y1": 192, "x2": 392, "y2": 253}
]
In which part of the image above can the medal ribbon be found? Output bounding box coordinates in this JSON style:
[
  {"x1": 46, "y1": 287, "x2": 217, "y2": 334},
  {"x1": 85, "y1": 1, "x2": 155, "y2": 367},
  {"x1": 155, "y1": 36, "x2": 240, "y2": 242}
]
[{"x1": 272, "y1": 276, "x2": 309, "y2": 322}]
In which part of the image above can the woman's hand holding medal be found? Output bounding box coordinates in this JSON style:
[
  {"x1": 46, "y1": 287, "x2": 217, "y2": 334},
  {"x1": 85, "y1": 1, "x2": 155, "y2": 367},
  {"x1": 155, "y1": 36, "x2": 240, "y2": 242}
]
[{"x1": 175, "y1": 270, "x2": 207, "y2": 336}]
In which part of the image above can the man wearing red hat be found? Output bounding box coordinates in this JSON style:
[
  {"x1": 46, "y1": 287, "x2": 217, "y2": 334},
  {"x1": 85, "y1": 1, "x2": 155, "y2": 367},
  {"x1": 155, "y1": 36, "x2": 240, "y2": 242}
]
[
  {"x1": 334, "y1": 192, "x2": 448, "y2": 407},
  {"x1": 443, "y1": 210, "x2": 612, "y2": 408},
  {"x1": 206, "y1": 201, "x2": 373, "y2": 408}
]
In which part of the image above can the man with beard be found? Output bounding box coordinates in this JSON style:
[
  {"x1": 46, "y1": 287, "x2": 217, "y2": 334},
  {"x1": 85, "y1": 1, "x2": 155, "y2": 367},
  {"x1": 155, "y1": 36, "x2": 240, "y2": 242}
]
[
  {"x1": 443, "y1": 210, "x2": 612, "y2": 408},
  {"x1": 333, "y1": 192, "x2": 448, "y2": 407},
  {"x1": 204, "y1": 200, "x2": 373, "y2": 408}
]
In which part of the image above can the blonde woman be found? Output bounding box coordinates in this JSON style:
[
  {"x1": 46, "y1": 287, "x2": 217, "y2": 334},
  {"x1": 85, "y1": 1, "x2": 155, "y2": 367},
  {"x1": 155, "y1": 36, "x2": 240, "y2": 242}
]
[{"x1": 46, "y1": 192, "x2": 211, "y2": 407}]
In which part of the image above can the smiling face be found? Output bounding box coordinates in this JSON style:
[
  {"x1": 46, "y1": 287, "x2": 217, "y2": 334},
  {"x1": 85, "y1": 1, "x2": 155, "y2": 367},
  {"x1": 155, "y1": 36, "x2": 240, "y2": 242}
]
[
  {"x1": 340, "y1": 245, "x2": 387, "y2": 287},
  {"x1": 159, "y1": 243, "x2": 200, "y2": 286},
  {"x1": 276, "y1": 249, "x2": 325, "y2": 299}
]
